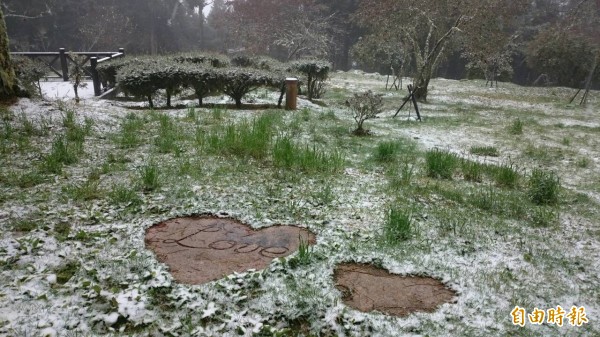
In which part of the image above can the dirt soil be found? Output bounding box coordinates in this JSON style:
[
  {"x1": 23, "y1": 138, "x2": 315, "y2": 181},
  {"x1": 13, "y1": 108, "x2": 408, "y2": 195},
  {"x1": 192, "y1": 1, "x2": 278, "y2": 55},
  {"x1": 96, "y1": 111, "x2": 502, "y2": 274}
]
[
  {"x1": 145, "y1": 215, "x2": 315, "y2": 284},
  {"x1": 334, "y1": 263, "x2": 457, "y2": 317}
]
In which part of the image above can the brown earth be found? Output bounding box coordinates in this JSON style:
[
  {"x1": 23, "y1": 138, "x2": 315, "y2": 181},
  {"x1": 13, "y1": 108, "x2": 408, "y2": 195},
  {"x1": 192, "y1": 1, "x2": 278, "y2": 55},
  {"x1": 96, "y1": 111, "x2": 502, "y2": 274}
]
[
  {"x1": 334, "y1": 263, "x2": 457, "y2": 317},
  {"x1": 145, "y1": 215, "x2": 315, "y2": 284}
]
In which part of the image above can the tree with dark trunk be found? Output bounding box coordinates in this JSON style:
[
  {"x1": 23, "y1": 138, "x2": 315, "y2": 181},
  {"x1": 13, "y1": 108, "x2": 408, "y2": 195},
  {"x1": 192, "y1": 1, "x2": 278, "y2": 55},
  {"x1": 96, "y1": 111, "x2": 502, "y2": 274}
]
[
  {"x1": 0, "y1": 6, "x2": 16, "y2": 100},
  {"x1": 354, "y1": 0, "x2": 524, "y2": 101}
]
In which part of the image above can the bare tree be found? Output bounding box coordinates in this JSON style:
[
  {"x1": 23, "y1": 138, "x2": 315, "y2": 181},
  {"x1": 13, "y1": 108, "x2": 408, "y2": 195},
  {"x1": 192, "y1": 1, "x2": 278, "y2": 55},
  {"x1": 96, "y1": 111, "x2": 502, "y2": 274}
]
[
  {"x1": 354, "y1": 0, "x2": 526, "y2": 101},
  {"x1": 274, "y1": 11, "x2": 335, "y2": 61}
]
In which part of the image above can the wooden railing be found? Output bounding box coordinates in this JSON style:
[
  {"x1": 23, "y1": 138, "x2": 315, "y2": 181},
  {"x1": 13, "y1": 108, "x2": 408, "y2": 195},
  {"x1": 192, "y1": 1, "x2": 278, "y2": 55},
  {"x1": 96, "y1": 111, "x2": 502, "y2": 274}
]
[{"x1": 10, "y1": 48, "x2": 125, "y2": 96}]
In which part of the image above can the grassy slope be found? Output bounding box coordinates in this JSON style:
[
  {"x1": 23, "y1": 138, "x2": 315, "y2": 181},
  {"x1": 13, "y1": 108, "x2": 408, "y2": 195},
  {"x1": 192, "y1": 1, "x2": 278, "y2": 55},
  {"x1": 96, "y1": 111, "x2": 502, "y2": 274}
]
[{"x1": 0, "y1": 74, "x2": 598, "y2": 336}]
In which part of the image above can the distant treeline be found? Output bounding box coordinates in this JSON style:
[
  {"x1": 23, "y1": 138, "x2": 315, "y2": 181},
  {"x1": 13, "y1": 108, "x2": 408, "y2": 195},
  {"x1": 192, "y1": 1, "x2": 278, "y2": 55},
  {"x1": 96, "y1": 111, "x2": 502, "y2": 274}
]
[{"x1": 4, "y1": 0, "x2": 599, "y2": 89}]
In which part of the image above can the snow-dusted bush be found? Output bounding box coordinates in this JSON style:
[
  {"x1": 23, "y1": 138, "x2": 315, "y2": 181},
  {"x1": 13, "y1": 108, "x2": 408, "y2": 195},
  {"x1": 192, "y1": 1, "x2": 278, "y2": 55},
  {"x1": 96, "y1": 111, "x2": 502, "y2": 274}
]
[
  {"x1": 182, "y1": 65, "x2": 223, "y2": 106},
  {"x1": 173, "y1": 52, "x2": 230, "y2": 68},
  {"x1": 116, "y1": 54, "x2": 285, "y2": 108},
  {"x1": 117, "y1": 59, "x2": 162, "y2": 108},
  {"x1": 289, "y1": 59, "x2": 330, "y2": 100},
  {"x1": 346, "y1": 90, "x2": 384, "y2": 136},
  {"x1": 13, "y1": 56, "x2": 46, "y2": 97},
  {"x1": 231, "y1": 55, "x2": 284, "y2": 72},
  {"x1": 221, "y1": 68, "x2": 280, "y2": 108},
  {"x1": 97, "y1": 56, "x2": 134, "y2": 89}
]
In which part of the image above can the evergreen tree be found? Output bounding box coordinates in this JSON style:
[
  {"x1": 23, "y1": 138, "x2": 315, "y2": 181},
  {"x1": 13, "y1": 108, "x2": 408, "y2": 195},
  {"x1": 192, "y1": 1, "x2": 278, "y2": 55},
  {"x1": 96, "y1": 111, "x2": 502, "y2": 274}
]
[{"x1": 0, "y1": 6, "x2": 17, "y2": 100}]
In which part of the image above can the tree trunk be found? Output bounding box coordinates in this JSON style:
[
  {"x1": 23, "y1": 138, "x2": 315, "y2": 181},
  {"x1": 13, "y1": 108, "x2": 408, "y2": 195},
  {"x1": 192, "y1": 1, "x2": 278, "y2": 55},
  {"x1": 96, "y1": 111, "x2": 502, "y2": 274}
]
[
  {"x1": 0, "y1": 7, "x2": 17, "y2": 100},
  {"x1": 580, "y1": 54, "x2": 598, "y2": 105},
  {"x1": 234, "y1": 98, "x2": 242, "y2": 109},
  {"x1": 413, "y1": 69, "x2": 431, "y2": 102}
]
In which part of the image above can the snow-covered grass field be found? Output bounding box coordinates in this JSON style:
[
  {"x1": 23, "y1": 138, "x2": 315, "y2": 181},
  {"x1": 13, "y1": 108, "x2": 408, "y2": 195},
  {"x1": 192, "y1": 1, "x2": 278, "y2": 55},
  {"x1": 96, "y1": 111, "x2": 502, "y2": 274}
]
[{"x1": 1, "y1": 72, "x2": 598, "y2": 336}]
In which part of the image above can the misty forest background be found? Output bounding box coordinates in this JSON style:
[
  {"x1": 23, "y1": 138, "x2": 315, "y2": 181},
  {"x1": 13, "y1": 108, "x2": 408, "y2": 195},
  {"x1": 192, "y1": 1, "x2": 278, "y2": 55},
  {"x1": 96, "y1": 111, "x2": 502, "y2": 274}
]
[{"x1": 2, "y1": 0, "x2": 599, "y2": 90}]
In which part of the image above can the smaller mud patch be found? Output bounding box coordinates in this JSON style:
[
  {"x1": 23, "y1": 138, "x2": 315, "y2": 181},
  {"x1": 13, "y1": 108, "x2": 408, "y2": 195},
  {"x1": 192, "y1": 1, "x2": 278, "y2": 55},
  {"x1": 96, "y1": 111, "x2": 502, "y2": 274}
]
[
  {"x1": 145, "y1": 215, "x2": 315, "y2": 284},
  {"x1": 334, "y1": 263, "x2": 456, "y2": 317}
]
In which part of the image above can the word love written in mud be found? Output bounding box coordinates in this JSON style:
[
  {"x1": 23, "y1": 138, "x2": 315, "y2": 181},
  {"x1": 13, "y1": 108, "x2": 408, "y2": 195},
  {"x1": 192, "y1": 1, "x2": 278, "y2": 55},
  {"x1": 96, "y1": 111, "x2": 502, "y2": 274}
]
[{"x1": 147, "y1": 223, "x2": 291, "y2": 258}]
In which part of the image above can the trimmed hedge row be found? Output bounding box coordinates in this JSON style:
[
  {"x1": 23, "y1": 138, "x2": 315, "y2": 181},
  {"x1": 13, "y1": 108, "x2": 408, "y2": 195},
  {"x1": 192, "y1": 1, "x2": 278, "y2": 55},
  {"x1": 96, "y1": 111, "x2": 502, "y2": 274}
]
[{"x1": 103, "y1": 53, "x2": 331, "y2": 108}]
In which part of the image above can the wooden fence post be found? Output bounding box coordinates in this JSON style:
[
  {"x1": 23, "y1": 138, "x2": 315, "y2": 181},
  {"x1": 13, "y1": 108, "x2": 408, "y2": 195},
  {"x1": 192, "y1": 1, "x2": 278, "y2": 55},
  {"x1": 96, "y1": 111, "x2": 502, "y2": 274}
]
[
  {"x1": 285, "y1": 78, "x2": 298, "y2": 110},
  {"x1": 90, "y1": 57, "x2": 101, "y2": 96},
  {"x1": 118, "y1": 48, "x2": 125, "y2": 56},
  {"x1": 59, "y1": 48, "x2": 69, "y2": 81}
]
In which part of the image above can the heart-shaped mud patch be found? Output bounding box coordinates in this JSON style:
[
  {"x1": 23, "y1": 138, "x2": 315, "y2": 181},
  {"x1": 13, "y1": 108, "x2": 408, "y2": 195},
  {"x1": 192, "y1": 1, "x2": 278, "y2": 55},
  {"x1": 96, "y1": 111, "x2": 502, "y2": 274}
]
[
  {"x1": 145, "y1": 215, "x2": 315, "y2": 284},
  {"x1": 334, "y1": 263, "x2": 457, "y2": 317}
]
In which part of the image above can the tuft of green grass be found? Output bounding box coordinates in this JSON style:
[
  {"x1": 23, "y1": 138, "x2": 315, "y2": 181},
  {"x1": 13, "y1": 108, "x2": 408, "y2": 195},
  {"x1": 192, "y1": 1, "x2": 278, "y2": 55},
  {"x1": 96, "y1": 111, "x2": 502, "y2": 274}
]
[
  {"x1": 523, "y1": 145, "x2": 563, "y2": 164},
  {"x1": 101, "y1": 152, "x2": 130, "y2": 173},
  {"x1": 116, "y1": 113, "x2": 145, "y2": 149},
  {"x1": 469, "y1": 187, "x2": 501, "y2": 213},
  {"x1": 41, "y1": 136, "x2": 80, "y2": 174},
  {"x1": 204, "y1": 114, "x2": 275, "y2": 159},
  {"x1": 460, "y1": 159, "x2": 484, "y2": 182},
  {"x1": 528, "y1": 169, "x2": 560, "y2": 205},
  {"x1": 311, "y1": 183, "x2": 335, "y2": 206},
  {"x1": 288, "y1": 236, "x2": 314, "y2": 268},
  {"x1": 509, "y1": 118, "x2": 523, "y2": 135},
  {"x1": 425, "y1": 149, "x2": 458, "y2": 179},
  {"x1": 387, "y1": 163, "x2": 415, "y2": 190},
  {"x1": 53, "y1": 223, "x2": 72, "y2": 241},
  {"x1": 1, "y1": 170, "x2": 47, "y2": 188},
  {"x1": 63, "y1": 110, "x2": 92, "y2": 144},
  {"x1": 528, "y1": 206, "x2": 559, "y2": 227},
  {"x1": 575, "y1": 158, "x2": 590, "y2": 168},
  {"x1": 382, "y1": 207, "x2": 412, "y2": 244},
  {"x1": 155, "y1": 113, "x2": 181, "y2": 154},
  {"x1": 319, "y1": 109, "x2": 338, "y2": 120},
  {"x1": 469, "y1": 146, "x2": 499, "y2": 157},
  {"x1": 109, "y1": 184, "x2": 142, "y2": 206},
  {"x1": 138, "y1": 161, "x2": 161, "y2": 192},
  {"x1": 272, "y1": 136, "x2": 343, "y2": 174},
  {"x1": 62, "y1": 179, "x2": 103, "y2": 201},
  {"x1": 55, "y1": 261, "x2": 79, "y2": 285},
  {"x1": 493, "y1": 162, "x2": 520, "y2": 189},
  {"x1": 211, "y1": 107, "x2": 225, "y2": 120},
  {"x1": 19, "y1": 113, "x2": 37, "y2": 136},
  {"x1": 11, "y1": 219, "x2": 39, "y2": 232},
  {"x1": 374, "y1": 141, "x2": 400, "y2": 163},
  {"x1": 185, "y1": 106, "x2": 197, "y2": 122}
]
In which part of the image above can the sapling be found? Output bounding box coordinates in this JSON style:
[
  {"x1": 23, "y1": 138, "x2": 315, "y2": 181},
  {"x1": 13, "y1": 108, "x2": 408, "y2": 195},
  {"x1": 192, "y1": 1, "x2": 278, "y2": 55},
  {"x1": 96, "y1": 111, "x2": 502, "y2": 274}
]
[{"x1": 69, "y1": 54, "x2": 88, "y2": 103}]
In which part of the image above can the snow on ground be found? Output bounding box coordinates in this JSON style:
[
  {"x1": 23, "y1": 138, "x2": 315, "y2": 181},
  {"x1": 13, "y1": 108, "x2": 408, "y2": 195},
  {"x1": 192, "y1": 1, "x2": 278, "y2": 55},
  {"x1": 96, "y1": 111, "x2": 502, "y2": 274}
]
[
  {"x1": 1, "y1": 74, "x2": 599, "y2": 336},
  {"x1": 40, "y1": 80, "x2": 96, "y2": 101}
]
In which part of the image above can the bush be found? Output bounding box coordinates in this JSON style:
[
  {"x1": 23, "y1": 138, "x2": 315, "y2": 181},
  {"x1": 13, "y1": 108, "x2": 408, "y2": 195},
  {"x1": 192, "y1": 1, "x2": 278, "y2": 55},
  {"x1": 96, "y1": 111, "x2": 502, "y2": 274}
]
[
  {"x1": 173, "y1": 52, "x2": 230, "y2": 68},
  {"x1": 118, "y1": 59, "x2": 161, "y2": 108},
  {"x1": 97, "y1": 56, "x2": 133, "y2": 89},
  {"x1": 182, "y1": 65, "x2": 222, "y2": 106},
  {"x1": 346, "y1": 90, "x2": 384, "y2": 135},
  {"x1": 115, "y1": 54, "x2": 284, "y2": 108},
  {"x1": 221, "y1": 68, "x2": 279, "y2": 108},
  {"x1": 289, "y1": 59, "x2": 330, "y2": 100},
  {"x1": 231, "y1": 55, "x2": 284, "y2": 72},
  {"x1": 13, "y1": 56, "x2": 46, "y2": 97}
]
